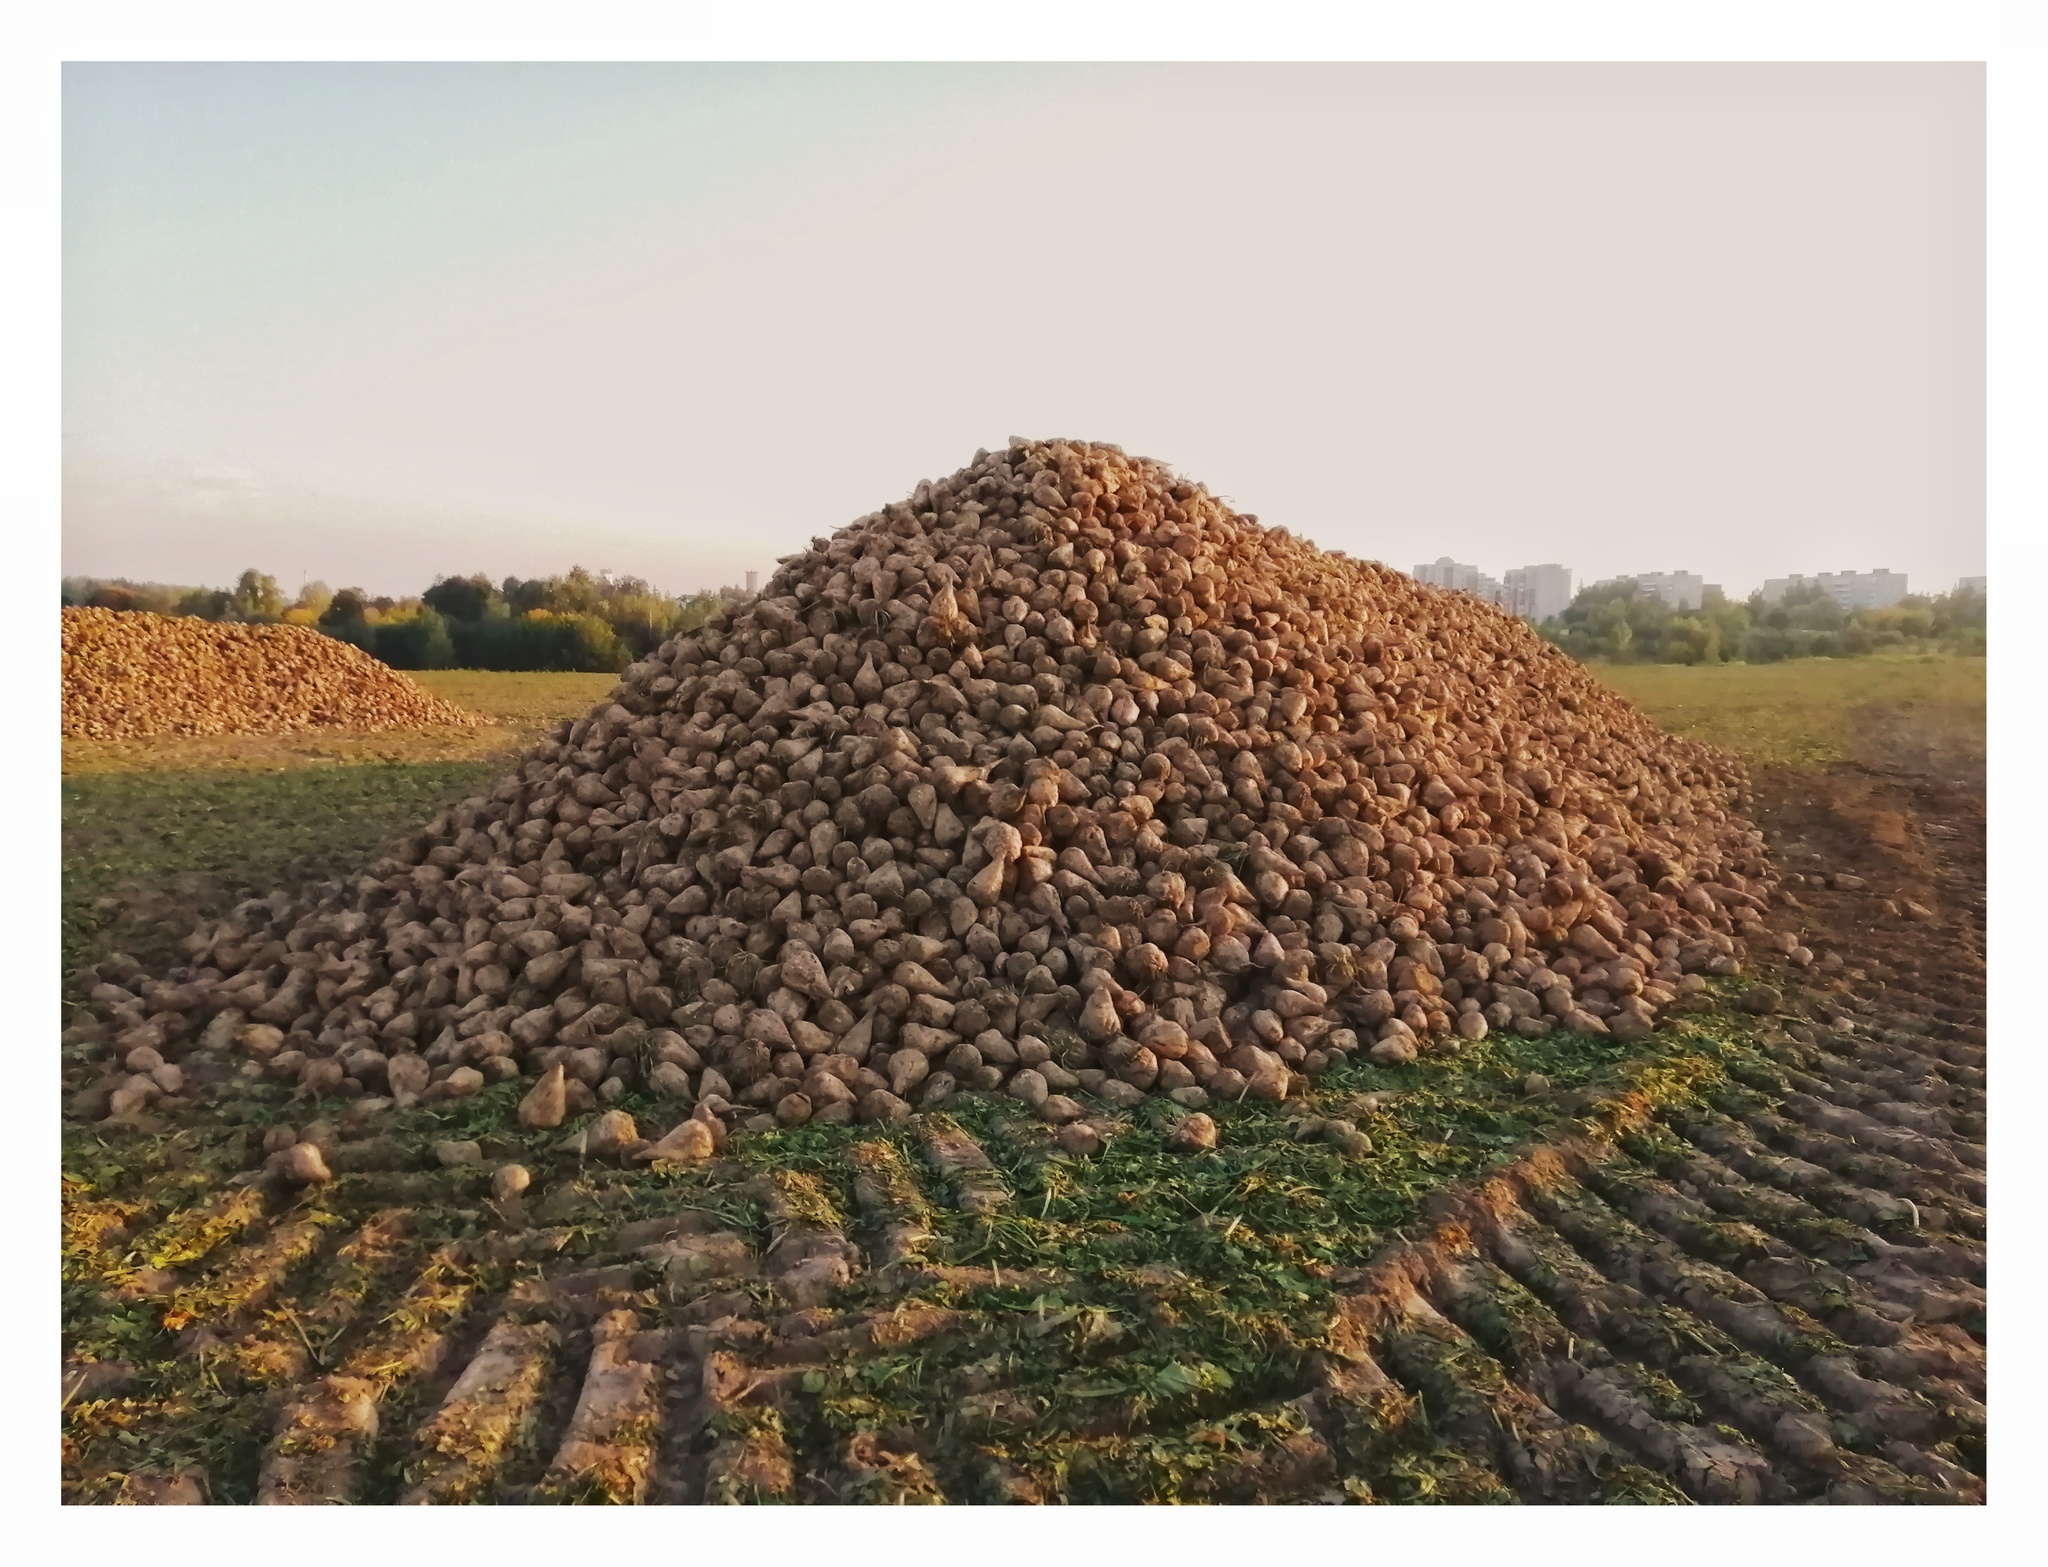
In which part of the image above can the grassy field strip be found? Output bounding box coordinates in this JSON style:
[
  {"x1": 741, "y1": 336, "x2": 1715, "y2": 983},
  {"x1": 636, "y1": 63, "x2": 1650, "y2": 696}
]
[{"x1": 1592, "y1": 656, "x2": 1983, "y2": 770}]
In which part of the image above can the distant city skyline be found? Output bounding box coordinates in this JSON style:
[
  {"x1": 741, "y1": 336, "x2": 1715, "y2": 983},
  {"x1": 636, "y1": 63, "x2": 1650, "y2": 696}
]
[
  {"x1": 63, "y1": 64, "x2": 1984, "y2": 601},
  {"x1": 1406, "y1": 555, "x2": 1975, "y2": 621},
  {"x1": 1409, "y1": 555, "x2": 1978, "y2": 609}
]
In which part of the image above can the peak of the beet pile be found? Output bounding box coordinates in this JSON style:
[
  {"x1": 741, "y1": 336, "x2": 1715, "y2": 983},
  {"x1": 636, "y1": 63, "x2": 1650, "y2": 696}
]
[{"x1": 70, "y1": 436, "x2": 1779, "y2": 1148}]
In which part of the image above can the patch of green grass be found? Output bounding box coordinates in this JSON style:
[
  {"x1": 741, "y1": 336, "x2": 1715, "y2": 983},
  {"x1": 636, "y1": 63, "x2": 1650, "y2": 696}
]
[
  {"x1": 1592, "y1": 654, "x2": 1984, "y2": 770},
  {"x1": 62, "y1": 668, "x2": 617, "y2": 976},
  {"x1": 409, "y1": 670, "x2": 618, "y2": 729},
  {"x1": 63, "y1": 760, "x2": 500, "y2": 973},
  {"x1": 60, "y1": 962, "x2": 1791, "y2": 1503},
  {"x1": 694, "y1": 1004, "x2": 1777, "y2": 1501}
]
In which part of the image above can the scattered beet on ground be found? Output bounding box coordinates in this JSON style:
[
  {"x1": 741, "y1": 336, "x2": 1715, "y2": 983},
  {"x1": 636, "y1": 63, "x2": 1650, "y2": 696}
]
[
  {"x1": 68, "y1": 439, "x2": 1787, "y2": 1146},
  {"x1": 62, "y1": 607, "x2": 481, "y2": 741}
]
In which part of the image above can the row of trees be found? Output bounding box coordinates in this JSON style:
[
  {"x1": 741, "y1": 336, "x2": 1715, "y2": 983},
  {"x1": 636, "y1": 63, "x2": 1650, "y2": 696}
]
[
  {"x1": 1538, "y1": 579, "x2": 1986, "y2": 665},
  {"x1": 62, "y1": 564, "x2": 1987, "y2": 673},
  {"x1": 61, "y1": 567, "x2": 750, "y2": 672},
  {"x1": 62, "y1": 568, "x2": 294, "y2": 625}
]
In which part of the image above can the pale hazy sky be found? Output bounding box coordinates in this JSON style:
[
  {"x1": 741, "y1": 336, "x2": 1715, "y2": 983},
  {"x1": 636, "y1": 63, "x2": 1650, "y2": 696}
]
[{"x1": 62, "y1": 63, "x2": 1984, "y2": 600}]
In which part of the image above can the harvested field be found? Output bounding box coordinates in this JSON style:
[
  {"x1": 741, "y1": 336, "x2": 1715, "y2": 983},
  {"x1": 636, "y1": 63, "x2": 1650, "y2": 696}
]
[
  {"x1": 1597, "y1": 656, "x2": 1985, "y2": 773},
  {"x1": 61, "y1": 673, "x2": 616, "y2": 976},
  {"x1": 62, "y1": 607, "x2": 482, "y2": 740},
  {"x1": 59, "y1": 822, "x2": 1986, "y2": 1506},
  {"x1": 64, "y1": 764, "x2": 507, "y2": 979},
  {"x1": 58, "y1": 704, "x2": 1985, "y2": 1505},
  {"x1": 58, "y1": 447, "x2": 1986, "y2": 1506}
]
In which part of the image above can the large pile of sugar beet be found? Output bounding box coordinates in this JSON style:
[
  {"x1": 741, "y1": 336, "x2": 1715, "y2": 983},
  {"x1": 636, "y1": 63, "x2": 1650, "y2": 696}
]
[
  {"x1": 62, "y1": 607, "x2": 480, "y2": 740},
  {"x1": 68, "y1": 440, "x2": 1779, "y2": 1156}
]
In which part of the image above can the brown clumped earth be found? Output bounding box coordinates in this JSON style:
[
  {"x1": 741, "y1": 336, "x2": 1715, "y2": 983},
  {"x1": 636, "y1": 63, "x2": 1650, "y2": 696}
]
[
  {"x1": 62, "y1": 607, "x2": 481, "y2": 740},
  {"x1": 69, "y1": 439, "x2": 1782, "y2": 1148}
]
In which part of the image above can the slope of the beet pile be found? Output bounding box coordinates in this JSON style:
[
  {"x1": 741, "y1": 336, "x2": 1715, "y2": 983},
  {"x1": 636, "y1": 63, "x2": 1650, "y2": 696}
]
[{"x1": 64, "y1": 437, "x2": 1780, "y2": 1155}]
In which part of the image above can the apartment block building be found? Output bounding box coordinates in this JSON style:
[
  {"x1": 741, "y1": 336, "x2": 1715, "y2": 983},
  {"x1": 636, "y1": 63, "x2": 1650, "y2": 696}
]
[
  {"x1": 1411, "y1": 557, "x2": 1575, "y2": 623},
  {"x1": 1412, "y1": 556, "x2": 1504, "y2": 603},
  {"x1": 1583, "y1": 571, "x2": 1713, "y2": 611},
  {"x1": 1629, "y1": 571, "x2": 1709, "y2": 611},
  {"x1": 1759, "y1": 570, "x2": 1909, "y2": 611},
  {"x1": 1502, "y1": 563, "x2": 1574, "y2": 623}
]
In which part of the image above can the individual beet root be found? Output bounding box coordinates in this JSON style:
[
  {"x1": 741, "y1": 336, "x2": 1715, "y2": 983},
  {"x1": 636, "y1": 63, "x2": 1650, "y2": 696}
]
[
  {"x1": 76, "y1": 439, "x2": 1779, "y2": 1124},
  {"x1": 1167, "y1": 1113, "x2": 1219, "y2": 1153},
  {"x1": 1055, "y1": 1122, "x2": 1103, "y2": 1158},
  {"x1": 635, "y1": 1118, "x2": 715, "y2": 1165},
  {"x1": 61, "y1": 607, "x2": 480, "y2": 740},
  {"x1": 518, "y1": 1065, "x2": 568, "y2": 1129},
  {"x1": 272, "y1": 1141, "x2": 332, "y2": 1186}
]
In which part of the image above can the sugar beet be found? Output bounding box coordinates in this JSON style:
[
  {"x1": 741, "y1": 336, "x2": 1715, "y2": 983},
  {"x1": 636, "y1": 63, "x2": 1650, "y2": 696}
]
[{"x1": 71, "y1": 439, "x2": 1777, "y2": 1129}]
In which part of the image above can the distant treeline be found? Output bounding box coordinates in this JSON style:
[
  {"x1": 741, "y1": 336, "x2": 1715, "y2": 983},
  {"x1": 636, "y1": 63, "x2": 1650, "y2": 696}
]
[
  {"x1": 63, "y1": 564, "x2": 1986, "y2": 674},
  {"x1": 61, "y1": 567, "x2": 751, "y2": 672},
  {"x1": 1540, "y1": 579, "x2": 1986, "y2": 665}
]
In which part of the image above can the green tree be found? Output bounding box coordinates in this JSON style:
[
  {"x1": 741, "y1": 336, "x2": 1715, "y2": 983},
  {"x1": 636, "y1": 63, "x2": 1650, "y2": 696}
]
[
  {"x1": 1657, "y1": 617, "x2": 1717, "y2": 664},
  {"x1": 320, "y1": 588, "x2": 370, "y2": 628},
  {"x1": 230, "y1": 569, "x2": 285, "y2": 622},
  {"x1": 422, "y1": 573, "x2": 500, "y2": 622},
  {"x1": 176, "y1": 588, "x2": 235, "y2": 619},
  {"x1": 371, "y1": 606, "x2": 456, "y2": 669}
]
